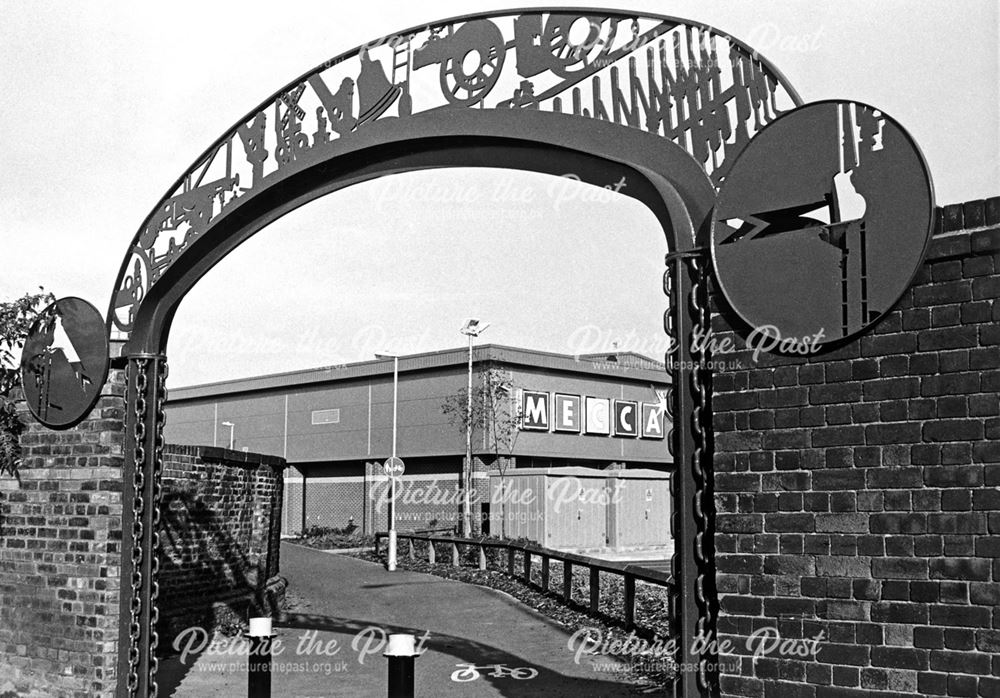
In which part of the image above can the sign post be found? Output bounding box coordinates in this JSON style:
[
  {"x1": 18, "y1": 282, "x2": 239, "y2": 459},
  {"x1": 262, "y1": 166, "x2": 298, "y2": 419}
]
[
  {"x1": 383, "y1": 456, "x2": 405, "y2": 478},
  {"x1": 375, "y1": 353, "x2": 403, "y2": 571},
  {"x1": 384, "y1": 456, "x2": 405, "y2": 570}
]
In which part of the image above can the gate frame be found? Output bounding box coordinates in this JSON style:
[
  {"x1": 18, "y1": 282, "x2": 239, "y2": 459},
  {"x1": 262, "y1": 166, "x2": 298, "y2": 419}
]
[
  {"x1": 106, "y1": 10, "x2": 803, "y2": 696},
  {"x1": 117, "y1": 117, "x2": 717, "y2": 697}
]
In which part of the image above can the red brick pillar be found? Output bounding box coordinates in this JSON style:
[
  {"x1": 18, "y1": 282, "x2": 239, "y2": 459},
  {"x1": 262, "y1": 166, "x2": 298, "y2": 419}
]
[{"x1": 0, "y1": 368, "x2": 126, "y2": 697}]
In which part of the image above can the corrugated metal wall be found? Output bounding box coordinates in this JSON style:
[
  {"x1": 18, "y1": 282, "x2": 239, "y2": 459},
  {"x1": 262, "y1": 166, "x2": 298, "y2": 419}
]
[{"x1": 490, "y1": 467, "x2": 671, "y2": 551}]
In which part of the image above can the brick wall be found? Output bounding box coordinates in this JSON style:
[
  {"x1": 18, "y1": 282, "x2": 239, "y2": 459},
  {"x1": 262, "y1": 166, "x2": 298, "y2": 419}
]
[
  {"x1": 714, "y1": 198, "x2": 1000, "y2": 698},
  {"x1": 0, "y1": 370, "x2": 126, "y2": 698},
  {"x1": 158, "y1": 445, "x2": 286, "y2": 645},
  {"x1": 0, "y1": 369, "x2": 285, "y2": 697}
]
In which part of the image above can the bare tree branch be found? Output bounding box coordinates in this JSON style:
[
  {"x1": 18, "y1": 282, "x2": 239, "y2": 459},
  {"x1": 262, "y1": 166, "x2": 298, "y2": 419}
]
[{"x1": 441, "y1": 365, "x2": 523, "y2": 537}]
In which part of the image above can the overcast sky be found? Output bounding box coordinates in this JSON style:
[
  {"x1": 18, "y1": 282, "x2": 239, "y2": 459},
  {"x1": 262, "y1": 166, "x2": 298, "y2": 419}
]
[{"x1": 1, "y1": 1, "x2": 996, "y2": 386}]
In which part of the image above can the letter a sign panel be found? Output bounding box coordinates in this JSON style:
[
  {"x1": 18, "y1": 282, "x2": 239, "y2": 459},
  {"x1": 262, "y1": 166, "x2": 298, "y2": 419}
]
[{"x1": 641, "y1": 403, "x2": 665, "y2": 440}]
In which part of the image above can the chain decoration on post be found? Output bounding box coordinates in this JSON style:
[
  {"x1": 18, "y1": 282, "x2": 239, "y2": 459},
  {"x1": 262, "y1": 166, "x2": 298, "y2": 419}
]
[
  {"x1": 664, "y1": 264, "x2": 677, "y2": 461},
  {"x1": 126, "y1": 359, "x2": 148, "y2": 697},
  {"x1": 148, "y1": 360, "x2": 167, "y2": 697},
  {"x1": 662, "y1": 256, "x2": 683, "y2": 688},
  {"x1": 664, "y1": 249, "x2": 717, "y2": 697},
  {"x1": 686, "y1": 252, "x2": 717, "y2": 694},
  {"x1": 124, "y1": 355, "x2": 167, "y2": 698}
]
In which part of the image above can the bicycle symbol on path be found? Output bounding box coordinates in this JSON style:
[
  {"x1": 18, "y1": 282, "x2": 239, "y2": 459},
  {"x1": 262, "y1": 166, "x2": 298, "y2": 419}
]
[{"x1": 450, "y1": 663, "x2": 539, "y2": 682}]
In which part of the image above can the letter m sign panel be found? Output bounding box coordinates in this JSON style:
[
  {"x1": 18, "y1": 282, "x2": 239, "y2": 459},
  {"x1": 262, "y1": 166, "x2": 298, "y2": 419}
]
[{"x1": 521, "y1": 390, "x2": 550, "y2": 431}]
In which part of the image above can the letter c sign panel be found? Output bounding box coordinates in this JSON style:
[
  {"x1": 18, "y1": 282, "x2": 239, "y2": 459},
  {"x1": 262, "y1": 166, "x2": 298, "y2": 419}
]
[
  {"x1": 585, "y1": 397, "x2": 610, "y2": 435},
  {"x1": 613, "y1": 400, "x2": 638, "y2": 437}
]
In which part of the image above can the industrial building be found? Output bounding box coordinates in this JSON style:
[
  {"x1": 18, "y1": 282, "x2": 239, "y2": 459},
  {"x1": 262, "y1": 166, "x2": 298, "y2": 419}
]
[{"x1": 164, "y1": 344, "x2": 673, "y2": 542}]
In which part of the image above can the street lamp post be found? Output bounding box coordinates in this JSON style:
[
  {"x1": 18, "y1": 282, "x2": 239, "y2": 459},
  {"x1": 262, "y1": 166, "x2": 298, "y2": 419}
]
[
  {"x1": 375, "y1": 352, "x2": 400, "y2": 571},
  {"x1": 221, "y1": 421, "x2": 235, "y2": 450},
  {"x1": 459, "y1": 319, "x2": 489, "y2": 536}
]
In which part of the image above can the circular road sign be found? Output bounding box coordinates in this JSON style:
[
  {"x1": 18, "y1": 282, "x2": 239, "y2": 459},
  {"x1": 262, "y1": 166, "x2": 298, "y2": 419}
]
[
  {"x1": 711, "y1": 100, "x2": 934, "y2": 350},
  {"x1": 383, "y1": 456, "x2": 405, "y2": 477},
  {"x1": 20, "y1": 297, "x2": 110, "y2": 429}
]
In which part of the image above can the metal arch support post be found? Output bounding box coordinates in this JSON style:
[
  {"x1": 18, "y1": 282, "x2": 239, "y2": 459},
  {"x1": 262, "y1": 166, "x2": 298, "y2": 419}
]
[
  {"x1": 666, "y1": 249, "x2": 717, "y2": 698},
  {"x1": 117, "y1": 353, "x2": 168, "y2": 698}
]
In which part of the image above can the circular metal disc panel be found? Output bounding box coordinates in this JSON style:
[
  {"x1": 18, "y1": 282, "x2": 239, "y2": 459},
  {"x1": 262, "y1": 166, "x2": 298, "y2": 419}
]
[
  {"x1": 20, "y1": 297, "x2": 110, "y2": 429},
  {"x1": 711, "y1": 100, "x2": 934, "y2": 348}
]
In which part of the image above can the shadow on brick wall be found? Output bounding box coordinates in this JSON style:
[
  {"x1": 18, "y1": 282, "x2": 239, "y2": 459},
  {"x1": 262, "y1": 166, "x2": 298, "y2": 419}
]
[
  {"x1": 155, "y1": 484, "x2": 286, "y2": 696},
  {"x1": 157, "y1": 484, "x2": 285, "y2": 649}
]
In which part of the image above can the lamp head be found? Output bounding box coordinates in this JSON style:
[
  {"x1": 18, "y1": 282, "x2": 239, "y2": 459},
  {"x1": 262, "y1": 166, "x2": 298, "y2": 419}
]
[{"x1": 460, "y1": 318, "x2": 490, "y2": 336}]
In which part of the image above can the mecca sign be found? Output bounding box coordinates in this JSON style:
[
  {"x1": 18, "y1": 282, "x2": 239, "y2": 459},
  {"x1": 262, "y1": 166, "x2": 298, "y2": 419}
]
[
  {"x1": 20, "y1": 298, "x2": 110, "y2": 429},
  {"x1": 520, "y1": 390, "x2": 664, "y2": 439}
]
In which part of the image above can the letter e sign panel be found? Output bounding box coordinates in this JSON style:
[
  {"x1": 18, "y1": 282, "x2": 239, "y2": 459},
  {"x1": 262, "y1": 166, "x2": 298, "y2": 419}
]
[
  {"x1": 613, "y1": 400, "x2": 638, "y2": 437},
  {"x1": 521, "y1": 390, "x2": 550, "y2": 430},
  {"x1": 553, "y1": 394, "x2": 581, "y2": 432},
  {"x1": 641, "y1": 403, "x2": 665, "y2": 439},
  {"x1": 585, "y1": 397, "x2": 610, "y2": 435}
]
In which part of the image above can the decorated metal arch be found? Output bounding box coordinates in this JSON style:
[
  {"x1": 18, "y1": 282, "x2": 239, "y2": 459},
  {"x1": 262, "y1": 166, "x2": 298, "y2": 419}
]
[
  {"x1": 19, "y1": 7, "x2": 937, "y2": 698},
  {"x1": 106, "y1": 8, "x2": 802, "y2": 341}
]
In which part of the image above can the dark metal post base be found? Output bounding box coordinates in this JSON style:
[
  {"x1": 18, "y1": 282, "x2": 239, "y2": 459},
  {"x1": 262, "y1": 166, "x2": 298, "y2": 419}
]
[{"x1": 387, "y1": 656, "x2": 415, "y2": 697}]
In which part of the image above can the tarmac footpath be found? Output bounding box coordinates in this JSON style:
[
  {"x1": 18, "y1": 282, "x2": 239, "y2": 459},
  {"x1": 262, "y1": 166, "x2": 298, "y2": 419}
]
[{"x1": 158, "y1": 542, "x2": 647, "y2": 697}]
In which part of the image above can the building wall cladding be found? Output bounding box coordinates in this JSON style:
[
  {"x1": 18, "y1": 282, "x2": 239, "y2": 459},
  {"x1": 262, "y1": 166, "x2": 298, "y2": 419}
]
[
  {"x1": 163, "y1": 347, "x2": 671, "y2": 467},
  {"x1": 283, "y1": 456, "x2": 491, "y2": 535},
  {"x1": 157, "y1": 445, "x2": 286, "y2": 646},
  {"x1": 713, "y1": 199, "x2": 1000, "y2": 698},
  {"x1": 286, "y1": 462, "x2": 367, "y2": 535}
]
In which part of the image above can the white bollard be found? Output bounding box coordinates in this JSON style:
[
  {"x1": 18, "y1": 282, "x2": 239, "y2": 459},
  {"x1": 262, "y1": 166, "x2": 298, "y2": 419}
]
[
  {"x1": 387, "y1": 529, "x2": 398, "y2": 572},
  {"x1": 248, "y1": 617, "x2": 272, "y2": 637},
  {"x1": 246, "y1": 616, "x2": 274, "y2": 698},
  {"x1": 384, "y1": 633, "x2": 417, "y2": 697}
]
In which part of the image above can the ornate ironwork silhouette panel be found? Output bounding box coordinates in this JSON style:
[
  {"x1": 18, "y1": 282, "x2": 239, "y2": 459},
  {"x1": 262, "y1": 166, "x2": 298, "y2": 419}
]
[{"x1": 108, "y1": 9, "x2": 800, "y2": 337}]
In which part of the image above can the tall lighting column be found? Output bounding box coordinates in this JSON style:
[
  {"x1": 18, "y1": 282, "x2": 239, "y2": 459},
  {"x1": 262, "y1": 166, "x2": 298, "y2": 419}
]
[
  {"x1": 375, "y1": 352, "x2": 399, "y2": 571},
  {"x1": 459, "y1": 319, "x2": 489, "y2": 536}
]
